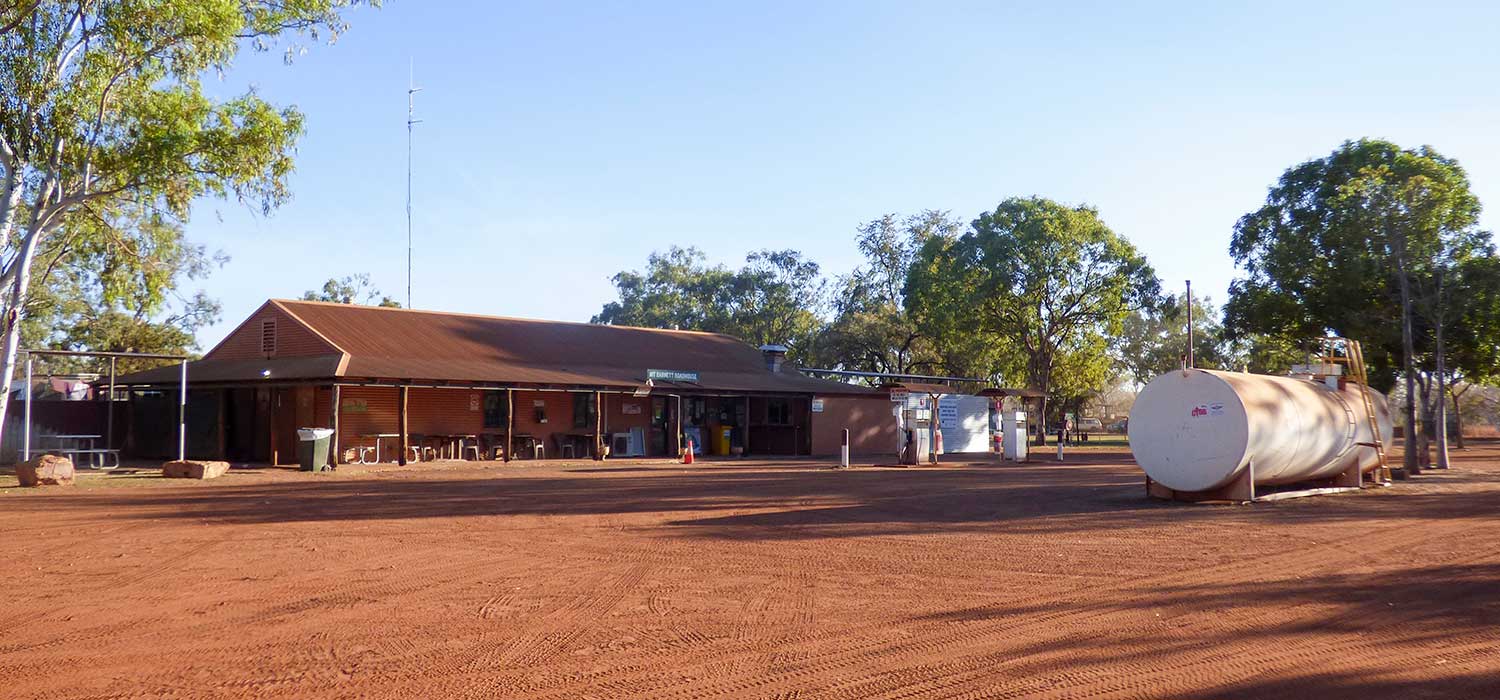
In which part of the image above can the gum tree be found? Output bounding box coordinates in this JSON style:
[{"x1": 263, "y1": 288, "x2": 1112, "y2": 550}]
[
  {"x1": 1226, "y1": 139, "x2": 1488, "y2": 475},
  {"x1": 907, "y1": 197, "x2": 1163, "y2": 444},
  {"x1": 0, "y1": 1, "x2": 372, "y2": 434}
]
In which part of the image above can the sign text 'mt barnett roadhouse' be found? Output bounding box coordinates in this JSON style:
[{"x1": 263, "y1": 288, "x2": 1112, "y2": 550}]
[{"x1": 647, "y1": 369, "x2": 700, "y2": 383}]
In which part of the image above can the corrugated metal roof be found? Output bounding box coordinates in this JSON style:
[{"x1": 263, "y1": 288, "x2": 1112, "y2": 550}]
[
  {"x1": 124, "y1": 300, "x2": 876, "y2": 396},
  {"x1": 118, "y1": 355, "x2": 345, "y2": 385}
]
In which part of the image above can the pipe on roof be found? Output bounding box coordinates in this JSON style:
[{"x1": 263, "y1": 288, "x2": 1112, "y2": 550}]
[{"x1": 802, "y1": 368, "x2": 991, "y2": 384}]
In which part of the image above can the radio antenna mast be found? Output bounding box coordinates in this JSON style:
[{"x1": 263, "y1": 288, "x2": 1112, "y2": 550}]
[{"x1": 406, "y1": 60, "x2": 423, "y2": 309}]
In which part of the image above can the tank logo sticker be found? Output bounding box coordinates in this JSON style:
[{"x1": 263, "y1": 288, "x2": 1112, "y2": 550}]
[
  {"x1": 1192, "y1": 403, "x2": 1226, "y2": 418},
  {"x1": 1192, "y1": 404, "x2": 1208, "y2": 417},
  {"x1": 1210, "y1": 402, "x2": 1225, "y2": 416}
]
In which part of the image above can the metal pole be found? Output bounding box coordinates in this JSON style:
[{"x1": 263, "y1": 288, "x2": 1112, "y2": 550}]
[
  {"x1": 674, "y1": 394, "x2": 682, "y2": 458},
  {"x1": 1186, "y1": 280, "x2": 1194, "y2": 369},
  {"x1": 406, "y1": 63, "x2": 423, "y2": 309},
  {"x1": 23, "y1": 354, "x2": 32, "y2": 462},
  {"x1": 178, "y1": 360, "x2": 187, "y2": 461},
  {"x1": 929, "y1": 393, "x2": 939, "y2": 464},
  {"x1": 840, "y1": 428, "x2": 850, "y2": 469},
  {"x1": 106, "y1": 357, "x2": 116, "y2": 451}
]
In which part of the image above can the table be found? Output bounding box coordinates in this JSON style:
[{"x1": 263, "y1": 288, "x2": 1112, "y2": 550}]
[
  {"x1": 360, "y1": 433, "x2": 401, "y2": 463},
  {"x1": 430, "y1": 434, "x2": 477, "y2": 460},
  {"x1": 41, "y1": 434, "x2": 102, "y2": 467}
]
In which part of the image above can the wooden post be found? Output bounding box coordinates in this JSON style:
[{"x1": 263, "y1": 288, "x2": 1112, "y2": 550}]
[
  {"x1": 594, "y1": 390, "x2": 603, "y2": 460},
  {"x1": 397, "y1": 385, "x2": 409, "y2": 466},
  {"x1": 269, "y1": 389, "x2": 279, "y2": 466},
  {"x1": 330, "y1": 384, "x2": 341, "y2": 467},
  {"x1": 504, "y1": 388, "x2": 513, "y2": 463}
]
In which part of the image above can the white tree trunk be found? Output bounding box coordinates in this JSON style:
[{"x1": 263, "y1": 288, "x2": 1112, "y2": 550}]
[
  {"x1": 0, "y1": 227, "x2": 45, "y2": 448},
  {"x1": 1434, "y1": 288, "x2": 1450, "y2": 469}
]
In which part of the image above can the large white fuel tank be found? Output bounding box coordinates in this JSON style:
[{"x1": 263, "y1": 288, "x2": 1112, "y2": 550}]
[{"x1": 1128, "y1": 369, "x2": 1393, "y2": 492}]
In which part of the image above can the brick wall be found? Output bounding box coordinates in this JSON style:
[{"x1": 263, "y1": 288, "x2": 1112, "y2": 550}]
[{"x1": 811, "y1": 395, "x2": 899, "y2": 457}]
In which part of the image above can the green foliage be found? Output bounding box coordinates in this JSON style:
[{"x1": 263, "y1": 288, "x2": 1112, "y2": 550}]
[
  {"x1": 1447, "y1": 255, "x2": 1500, "y2": 385},
  {"x1": 1113, "y1": 292, "x2": 1232, "y2": 386},
  {"x1": 1225, "y1": 138, "x2": 1490, "y2": 390},
  {"x1": 0, "y1": 0, "x2": 372, "y2": 421},
  {"x1": 302, "y1": 274, "x2": 401, "y2": 307},
  {"x1": 592, "y1": 247, "x2": 827, "y2": 364},
  {"x1": 907, "y1": 196, "x2": 1162, "y2": 419},
  {"x1": 815, "y1": 211, "x2": 962, "y2": 376},
  {"x1": 23, "y1": 204, "x2": 224, "y2": 374}
]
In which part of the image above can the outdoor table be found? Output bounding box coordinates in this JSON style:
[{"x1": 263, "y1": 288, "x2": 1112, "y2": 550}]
[
  {"x1": 41, "y1": 434, "x2": 102, "y2": 467},
  {"x1": 361, "y1": 433, "x2": 401, "y2": 463},
  {"x1": 431, "y1": 434, "x2": 477, "y2": 459}
]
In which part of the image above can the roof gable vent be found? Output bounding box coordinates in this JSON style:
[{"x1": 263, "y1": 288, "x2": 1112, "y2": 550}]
[{"x1": 261, "y1": 319, "x2": 277, "y2": 356}]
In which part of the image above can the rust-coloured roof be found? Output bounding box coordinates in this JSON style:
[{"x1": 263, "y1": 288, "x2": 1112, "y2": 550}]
[
  {"x1": 116, "y1": 355, "x2": 347, "y2": 386},
  {"x1": 124, "y1": 300, "x2": 877, "y2": 396}
]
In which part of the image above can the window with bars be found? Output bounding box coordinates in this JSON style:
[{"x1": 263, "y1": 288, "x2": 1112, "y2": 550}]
[{"x1": 261, "y1": 319, "x2": 277, "y2": 356}]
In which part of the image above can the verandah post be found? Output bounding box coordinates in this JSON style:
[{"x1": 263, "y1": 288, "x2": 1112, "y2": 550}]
[
  {"x1": 504, "y1": 388, "x2": 513, "y2": 463},
  {"x1": 397, "y1": 384, "x2": 409, "y2": 466},
  {"x1": 593, "y1": 390, "x2": 603, "y2": 460}
]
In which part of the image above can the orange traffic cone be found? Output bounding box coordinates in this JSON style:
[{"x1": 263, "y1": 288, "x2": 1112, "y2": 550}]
[{"x1": 682, "y1": 439, "x2": 694, "y2": 464}]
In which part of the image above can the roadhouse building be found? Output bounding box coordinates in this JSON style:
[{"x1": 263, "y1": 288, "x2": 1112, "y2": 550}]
[{"x1": 120, "y1": 300, "x2": 895, "y2": 465}]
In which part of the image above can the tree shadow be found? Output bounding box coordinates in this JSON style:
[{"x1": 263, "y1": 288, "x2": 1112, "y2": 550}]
[
  {"x1": 11, "y1": 451, "x2": 1493, "y2": 542},
  {"x1": 905, "y1": 562, "x2": 1500, "y2": 697}
]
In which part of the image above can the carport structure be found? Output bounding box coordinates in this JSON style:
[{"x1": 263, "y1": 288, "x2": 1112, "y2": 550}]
[{"x1": 20, "y1": 348, "x2": 189, "y2": 466}]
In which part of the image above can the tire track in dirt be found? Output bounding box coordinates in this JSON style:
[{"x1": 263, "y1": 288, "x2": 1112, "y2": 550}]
[{"x1": 496, "y1": 518, "x2": 1457, "y2": 699}]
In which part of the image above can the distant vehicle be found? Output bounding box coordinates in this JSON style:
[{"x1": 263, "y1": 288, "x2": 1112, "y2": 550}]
[
  {"x1": 1107, "y1": 419, "x2": 1128, "y2": 433},
  {"x1": 1076, "y1": 417, "x2": 1103, "y2": 432}
]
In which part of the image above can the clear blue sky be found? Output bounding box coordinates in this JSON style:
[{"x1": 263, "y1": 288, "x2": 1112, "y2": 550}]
[{"x1": 191, "y1": 0, "x2": 1500, "y2": 349}]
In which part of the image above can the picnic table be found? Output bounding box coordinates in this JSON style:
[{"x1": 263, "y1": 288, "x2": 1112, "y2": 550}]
[
  {"x1": 39, "y1": 434, "x2": 120, "y2": 470},
  {"x1": 428, "y1": 433, "x2": 477, "y2": 460},
  {"x1": 358, "y1": 433, "x2": 401, "y2": 463}
]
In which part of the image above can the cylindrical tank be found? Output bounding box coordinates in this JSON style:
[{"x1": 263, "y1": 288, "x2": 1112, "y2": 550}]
[{"x1": 1128, "y1": 369, "x2": 1393, "y2": 492}]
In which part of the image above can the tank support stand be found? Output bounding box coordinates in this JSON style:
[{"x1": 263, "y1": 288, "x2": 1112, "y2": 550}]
[{"x1": 1146, "y1": 460, "x2": 1382, "y2": 503}]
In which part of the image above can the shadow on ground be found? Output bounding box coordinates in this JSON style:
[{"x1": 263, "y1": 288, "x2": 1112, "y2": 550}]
[{"x1": 6, "y1": 447, "x2": 1496, "y2": 540}]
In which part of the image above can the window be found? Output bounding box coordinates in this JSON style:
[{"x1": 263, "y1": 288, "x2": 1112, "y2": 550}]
[
  {"x1": 260, "y1": 319, "x2": 277, "y2": 356},
  {"x1": 766, "y1": 399, "x2": 792, "y2": 425},
  {"x1": 573, "y1": 393, "x2": 597, "y2": 429},
  {"x1": 483, "y1": 392, "x2": 509, "y2": 429}
]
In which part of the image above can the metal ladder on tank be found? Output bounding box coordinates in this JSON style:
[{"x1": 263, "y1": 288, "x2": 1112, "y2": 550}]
[{"x1": 1317, "y1": 337, "x2": 1391, "y2": 485}]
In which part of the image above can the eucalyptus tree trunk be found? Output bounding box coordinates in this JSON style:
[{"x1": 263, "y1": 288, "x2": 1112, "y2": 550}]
[
  {"x1": 0, "y1": 227, "x2": 43, "y2": 447},
  {"x1": 1433, "y1": 273, "x2": 1451, "y2": 469},
  {"x1": 1395, "y1": 239, "x2": 1420, "y2": 477},
  {"x1": 1452, "y1": 384, "x2": 1468, "y2": 450}
]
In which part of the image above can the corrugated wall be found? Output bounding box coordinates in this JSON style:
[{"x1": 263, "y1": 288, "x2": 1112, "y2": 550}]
[
  {"x1": 208, "y1": 304, "x2": 339, "y2": 361},
  {"x1": 333, "y1": 386, "x2": 610, "y2": 459}
]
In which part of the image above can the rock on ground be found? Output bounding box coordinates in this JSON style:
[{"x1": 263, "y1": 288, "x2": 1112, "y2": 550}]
[
  {"x1": 161, "y1": 460, "x2": 230, "y2": 480},
  {"x1": 17, "y1": 455, "x2": 75, "y2": 486}
]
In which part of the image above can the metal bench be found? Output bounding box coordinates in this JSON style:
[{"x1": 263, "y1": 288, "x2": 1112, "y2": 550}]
[{"x1": 62, "y1": 448, "x2": 121, "y2": 471}]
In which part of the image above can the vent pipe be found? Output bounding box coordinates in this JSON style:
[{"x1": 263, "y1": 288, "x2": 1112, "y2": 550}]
[{"x1": 760, "y1": 344, "x2": 789, "y2": 372}]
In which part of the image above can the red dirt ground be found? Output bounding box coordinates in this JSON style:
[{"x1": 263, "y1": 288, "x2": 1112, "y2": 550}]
[{"x1": 2, "y1": 444, "x2": 1498, "y2": 699}]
